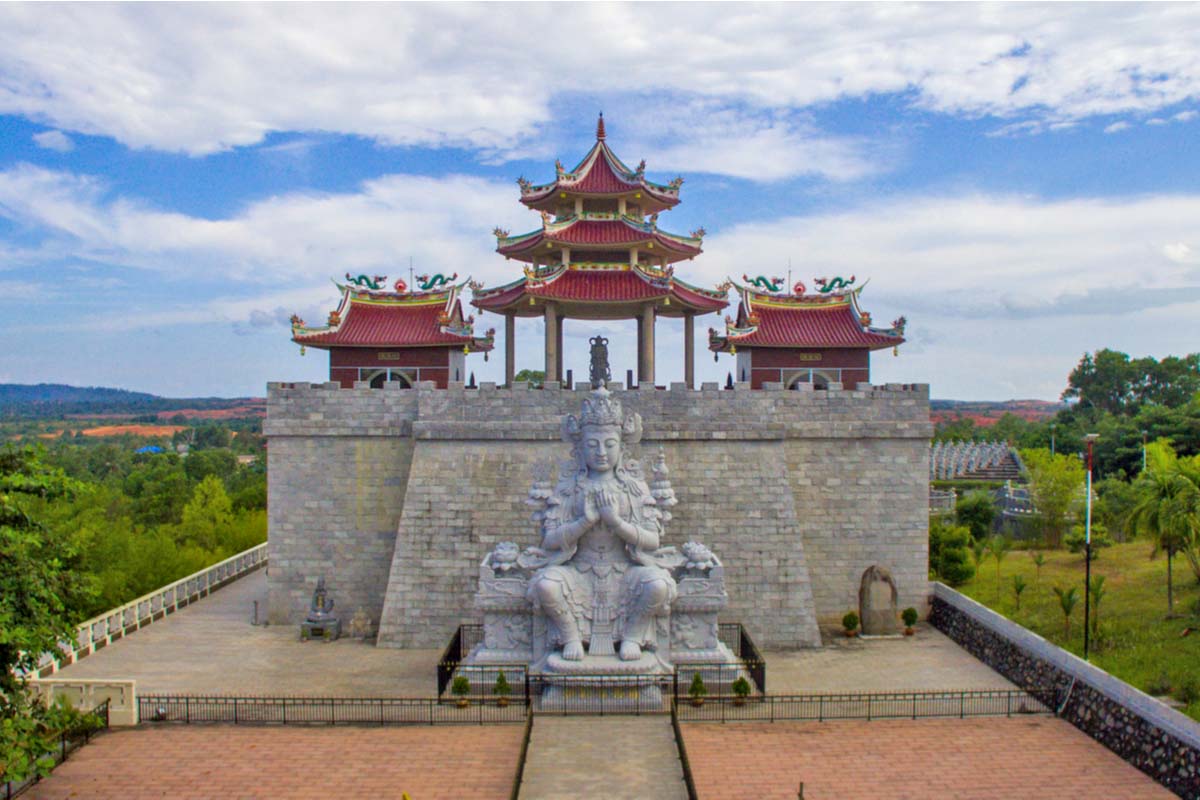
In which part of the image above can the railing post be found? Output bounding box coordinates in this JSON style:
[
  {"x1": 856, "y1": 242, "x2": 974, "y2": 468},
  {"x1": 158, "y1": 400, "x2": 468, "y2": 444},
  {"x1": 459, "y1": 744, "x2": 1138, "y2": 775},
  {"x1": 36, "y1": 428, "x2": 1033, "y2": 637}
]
[{"x1": 186, "y1": 696, "x2": 190, "y2": 724}]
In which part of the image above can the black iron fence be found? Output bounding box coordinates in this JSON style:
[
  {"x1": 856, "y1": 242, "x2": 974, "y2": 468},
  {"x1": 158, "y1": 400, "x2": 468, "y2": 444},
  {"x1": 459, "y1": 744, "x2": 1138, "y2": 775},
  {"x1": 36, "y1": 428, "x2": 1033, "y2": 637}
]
[
  {"x1": 675, "y1": 688, "x2": 1055, "y2": 723},
  {"x1": 3, "y1": 700, "x2": 110, "y2": 800},
  {"x1": 138, "y1": 694, "x2": 527, "y2": 726},
  {"x1": 436, "y1": 623, "x2": 483, "y2": 696}
]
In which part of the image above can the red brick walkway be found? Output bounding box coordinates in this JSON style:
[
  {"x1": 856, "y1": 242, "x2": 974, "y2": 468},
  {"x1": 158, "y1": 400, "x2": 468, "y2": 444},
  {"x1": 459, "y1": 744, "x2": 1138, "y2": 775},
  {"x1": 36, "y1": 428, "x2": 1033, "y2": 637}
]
[
  {"x1": 684, "y1": 717, "x2": 1174, "y2": 799},
  {"x1": 26, "y1": 725, "x2": 523, "y2": 800}
]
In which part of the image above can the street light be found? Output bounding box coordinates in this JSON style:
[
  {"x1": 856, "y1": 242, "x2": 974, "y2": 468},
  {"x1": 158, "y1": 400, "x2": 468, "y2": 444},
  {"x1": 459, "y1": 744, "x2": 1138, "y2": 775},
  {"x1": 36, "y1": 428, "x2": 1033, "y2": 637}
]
[
  {"x1": 1083, "y1": 433, "x2": 1099, "y2": 660},
  {"x1": 1050, "y1": 423, "x2": 1057, "y2": 457},
  {"x1": 1141, "y1": 430, "x2": 1149, "y2": 472}
]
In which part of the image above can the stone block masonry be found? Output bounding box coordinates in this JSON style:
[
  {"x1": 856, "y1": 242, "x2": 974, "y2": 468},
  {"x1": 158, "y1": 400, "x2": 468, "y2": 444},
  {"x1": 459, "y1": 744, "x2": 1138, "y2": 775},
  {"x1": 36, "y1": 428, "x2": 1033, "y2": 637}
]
[{"x1": 266, "y1": 381, "x2": 932, "y2": 649}]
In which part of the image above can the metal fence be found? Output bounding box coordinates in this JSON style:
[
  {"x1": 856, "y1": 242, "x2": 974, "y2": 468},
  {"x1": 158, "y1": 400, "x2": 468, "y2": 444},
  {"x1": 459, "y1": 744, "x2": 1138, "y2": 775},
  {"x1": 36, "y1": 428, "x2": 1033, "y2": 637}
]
[
  {"x1": 3, "y1": 700, "x2": 110, "y2": 800},
  {"x1": 674, "y1": 688, "x2": 1054, "y2": 723},
  {"x1": 436, "y1": 623, "x2": 483, "y2": 696},
  {"x1": 138, "y1": 695, "x2": 528, "y2": 726}
]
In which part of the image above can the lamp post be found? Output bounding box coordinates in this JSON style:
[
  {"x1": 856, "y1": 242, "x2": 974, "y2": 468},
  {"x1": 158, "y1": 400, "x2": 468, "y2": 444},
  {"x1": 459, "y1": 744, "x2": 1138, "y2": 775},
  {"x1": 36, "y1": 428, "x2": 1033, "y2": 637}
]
[
  {"x1": 1083, "y1": 433, "x2": 1099, "y2": 660},
  {"x1": 1141, "y1": 429, "x2": 1148, "y2": 472},
  {"x1": 1050, "y1": 423, "x2": 1057, "y2": 457}
]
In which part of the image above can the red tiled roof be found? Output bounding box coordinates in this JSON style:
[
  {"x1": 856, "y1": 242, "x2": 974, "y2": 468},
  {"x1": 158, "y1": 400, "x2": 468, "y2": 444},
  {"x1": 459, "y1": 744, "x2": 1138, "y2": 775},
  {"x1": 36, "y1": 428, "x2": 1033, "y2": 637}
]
[
  {"x1": 472, "y1": 269, "x2": 728, "y2": 313},
  {"x1": 714, "y1": 299, "x2": 903, "y2": 350},
  {"x1": 521, "y1": 139, "x2": 680, "y2": 209},
  {"x1": 294, "y1": 297, "x2": 490, "y2": 349},
  {"x1": 497, "y1": 219, "x2": 701, "y2": 259}
]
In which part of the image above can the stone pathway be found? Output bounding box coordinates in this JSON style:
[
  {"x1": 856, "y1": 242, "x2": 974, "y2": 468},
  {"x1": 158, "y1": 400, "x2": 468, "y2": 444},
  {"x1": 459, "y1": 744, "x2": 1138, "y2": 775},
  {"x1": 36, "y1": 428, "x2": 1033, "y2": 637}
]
[
  {"x1": 683, "y1": 717, "x2": 1174, "y2": 799},
  {"x1": 49, "y1": 569, "x2": 440, "y2": 696},
  {"x1": 519, "y1": 716, "x2": 687, "y2": 800},
  {"x1": 26, "y1": 725, "x2": 523, "y2": 799}
]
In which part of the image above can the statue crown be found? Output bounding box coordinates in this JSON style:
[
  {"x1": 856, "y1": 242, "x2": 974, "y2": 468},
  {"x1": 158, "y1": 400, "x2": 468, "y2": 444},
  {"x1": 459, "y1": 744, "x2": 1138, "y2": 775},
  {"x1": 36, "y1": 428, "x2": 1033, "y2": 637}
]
[{"x1": 579, "y1": 389, "x2": 623, "y2": 427}]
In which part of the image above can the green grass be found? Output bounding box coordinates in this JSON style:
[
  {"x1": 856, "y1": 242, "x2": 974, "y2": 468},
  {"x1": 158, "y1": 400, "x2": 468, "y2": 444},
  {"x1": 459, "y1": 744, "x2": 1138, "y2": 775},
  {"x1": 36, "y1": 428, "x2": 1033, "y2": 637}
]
[{"x1": 957, "y1": 541, "x2": 1200, "y2": 721}]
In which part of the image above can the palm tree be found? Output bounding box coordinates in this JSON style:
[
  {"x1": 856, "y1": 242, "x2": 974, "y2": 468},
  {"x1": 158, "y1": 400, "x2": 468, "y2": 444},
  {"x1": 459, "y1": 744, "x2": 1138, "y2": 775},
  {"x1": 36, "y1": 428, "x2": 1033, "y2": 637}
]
[
  {"x1": 1012, "y1": 574, "x2": 1027, "y2": 612},
  {"x1": 1089, "y1": 575, "x2": 1106, "y2": 638},
  {"x1": 1129, "y1": 443, "x2": 1200, "y2": 617},
  {"x1": 1053, "y1": 586, "x2": 1079, "y2": 640},
  {"x1": 1030, "y1": 552, "x2": 1046, "y2": 584}
]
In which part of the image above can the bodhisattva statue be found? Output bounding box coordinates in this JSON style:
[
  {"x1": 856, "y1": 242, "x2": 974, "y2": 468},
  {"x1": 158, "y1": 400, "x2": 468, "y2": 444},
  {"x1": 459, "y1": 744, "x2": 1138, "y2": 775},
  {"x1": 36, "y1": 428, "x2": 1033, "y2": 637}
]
[{"x1": 520, "y1": 389, "x2": 676, "y2": 662}]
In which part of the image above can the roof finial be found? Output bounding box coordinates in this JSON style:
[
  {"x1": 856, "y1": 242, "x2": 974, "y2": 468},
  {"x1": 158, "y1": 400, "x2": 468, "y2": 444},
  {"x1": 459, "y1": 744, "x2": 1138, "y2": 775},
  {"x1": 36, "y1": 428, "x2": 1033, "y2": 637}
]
[{"x1": 596, "y1": 112, "x2": 606, "y2": 141}]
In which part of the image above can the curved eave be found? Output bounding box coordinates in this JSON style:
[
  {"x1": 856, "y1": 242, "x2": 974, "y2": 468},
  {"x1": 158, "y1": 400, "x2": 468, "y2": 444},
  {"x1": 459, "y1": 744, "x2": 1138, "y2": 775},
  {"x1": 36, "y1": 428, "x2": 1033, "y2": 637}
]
[
  {"x1": 519, "y1": 140, "x2": 681, "y2": 212},
  {"x1": 470, "y1": 270, "x2": 726, "y2": 317},
  {"x1": 496, "y1": 220, "x2": 702, "y2": 263}
]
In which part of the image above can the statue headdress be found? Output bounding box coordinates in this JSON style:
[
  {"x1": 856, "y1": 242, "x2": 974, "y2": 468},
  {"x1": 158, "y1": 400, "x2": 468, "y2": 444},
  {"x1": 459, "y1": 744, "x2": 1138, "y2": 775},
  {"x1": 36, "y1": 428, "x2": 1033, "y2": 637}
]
[{"x1": 562, "y1": 388, "x2": 642, "y2": 444}]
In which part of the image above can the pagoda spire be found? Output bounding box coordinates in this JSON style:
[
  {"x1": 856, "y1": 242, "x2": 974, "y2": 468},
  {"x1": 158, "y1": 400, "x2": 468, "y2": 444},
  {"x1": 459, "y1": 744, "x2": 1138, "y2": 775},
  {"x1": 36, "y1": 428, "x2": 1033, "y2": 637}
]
[{"x1": 596, "y1": 112, "x2": 606, "y2": 141}]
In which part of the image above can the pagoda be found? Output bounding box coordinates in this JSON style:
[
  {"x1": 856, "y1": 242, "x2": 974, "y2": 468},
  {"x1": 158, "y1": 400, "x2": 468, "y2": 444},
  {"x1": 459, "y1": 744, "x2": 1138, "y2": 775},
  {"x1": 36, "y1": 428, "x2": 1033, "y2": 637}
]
[
  {"x1": 472, "y1": 114, "x2": 728, "y2": 387},
  {"x1": 291, "y1": 274, "x2": 494, "y2": 388},
  {"x1": 708, "y1": 276, "x2": 906, "y2": 390}
]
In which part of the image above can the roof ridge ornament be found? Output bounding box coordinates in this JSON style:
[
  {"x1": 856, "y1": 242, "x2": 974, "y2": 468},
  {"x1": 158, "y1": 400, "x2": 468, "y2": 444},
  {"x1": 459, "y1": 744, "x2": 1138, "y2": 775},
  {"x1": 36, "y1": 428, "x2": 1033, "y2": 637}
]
[{"x1": 596, "y1": 112, "x2": 606, "y2": 141}]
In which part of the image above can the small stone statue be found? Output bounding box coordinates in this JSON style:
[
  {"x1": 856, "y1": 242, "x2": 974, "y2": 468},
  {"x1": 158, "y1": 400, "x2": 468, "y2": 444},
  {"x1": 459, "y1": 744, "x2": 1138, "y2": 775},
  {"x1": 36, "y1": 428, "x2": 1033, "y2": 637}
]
[
  {"x1": 301, "y1": 576, "x2": 341, "y2": 641},
  {"x1": 588, "y1": 336, "x2": 611, "y2": 389}
]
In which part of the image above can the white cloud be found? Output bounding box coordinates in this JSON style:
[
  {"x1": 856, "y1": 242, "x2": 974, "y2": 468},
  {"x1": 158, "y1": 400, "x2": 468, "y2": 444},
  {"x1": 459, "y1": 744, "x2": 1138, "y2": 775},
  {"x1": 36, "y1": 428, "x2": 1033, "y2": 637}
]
[
  {"x1": 1163, "y1": 242, "x2": 1195, "y2": 264},
  {"x1": 32, "y1": 130, "x2": 74, "y2": 151},
  {"x1": 1103, "y1": 121, "x2": 1131, "y2": 134},
  {"x1": 0, "y1": 163, "x2": 529, "y2": 286},
  {"x1": 2, "y1": 4, "x2": 1200, "y2": 163},
  {"x1": 1146, "y1": 118, "x2": 1169, "y2": 126},
  {"x1": 1175, "y1": 110, "x2": 1199, "y2": 122}
]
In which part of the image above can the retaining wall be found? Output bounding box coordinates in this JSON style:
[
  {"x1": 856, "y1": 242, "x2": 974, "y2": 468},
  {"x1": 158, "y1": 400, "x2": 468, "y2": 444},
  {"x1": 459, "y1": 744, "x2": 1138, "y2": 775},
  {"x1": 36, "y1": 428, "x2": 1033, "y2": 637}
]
[{"x1": 930, "y1": 582, "x2": 1200, "y2": 798}]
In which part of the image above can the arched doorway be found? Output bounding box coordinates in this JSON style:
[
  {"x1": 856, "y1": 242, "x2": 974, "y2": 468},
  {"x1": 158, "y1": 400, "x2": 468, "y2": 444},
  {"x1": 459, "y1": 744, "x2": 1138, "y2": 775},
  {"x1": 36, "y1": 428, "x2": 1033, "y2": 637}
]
[{"x1": 364, "y1": 369, "x2": 414, "y2": 389}]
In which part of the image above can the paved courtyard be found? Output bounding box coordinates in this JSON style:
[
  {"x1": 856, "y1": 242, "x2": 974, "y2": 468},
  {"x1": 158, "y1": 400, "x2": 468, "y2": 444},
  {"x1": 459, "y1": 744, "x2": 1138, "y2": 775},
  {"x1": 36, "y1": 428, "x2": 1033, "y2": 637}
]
[
  {"x1": 26, "y1": 725, "x2": 523, "y2": 800},
  {"x1": 51, "y1": 570, "x2": 1013, "y2": 696},
  {"x1": 682, "y1": 717, "x2": 1173, "y2": 799}
]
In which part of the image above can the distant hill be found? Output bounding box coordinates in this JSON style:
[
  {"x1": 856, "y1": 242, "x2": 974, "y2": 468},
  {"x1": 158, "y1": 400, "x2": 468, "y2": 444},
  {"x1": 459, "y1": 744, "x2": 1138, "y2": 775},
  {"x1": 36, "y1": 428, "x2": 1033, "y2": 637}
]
[
  {"x1": 0, "y1": 383, "x2": 264, "y2": 420},
  {"x1": 930, "y1": 398, "x2": 1066, "y2": 428}
]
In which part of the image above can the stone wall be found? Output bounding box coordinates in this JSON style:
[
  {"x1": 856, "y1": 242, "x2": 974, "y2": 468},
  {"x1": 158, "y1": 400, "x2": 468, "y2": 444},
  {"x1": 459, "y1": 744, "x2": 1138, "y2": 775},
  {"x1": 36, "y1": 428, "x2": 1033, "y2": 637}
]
[
  {"x1": 930, "y1": 583, "x2": 1200, "y2": 798},
  {"x1": 266, "y1": 379, "x2": 932, "y2": 649}
]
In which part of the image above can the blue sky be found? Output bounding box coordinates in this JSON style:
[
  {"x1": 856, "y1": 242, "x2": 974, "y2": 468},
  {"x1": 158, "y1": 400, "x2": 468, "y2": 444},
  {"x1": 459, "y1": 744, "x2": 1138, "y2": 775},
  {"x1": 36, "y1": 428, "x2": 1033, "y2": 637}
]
[{"x1": 1, "y1": 3, "x2": 1198, "y2": 400}]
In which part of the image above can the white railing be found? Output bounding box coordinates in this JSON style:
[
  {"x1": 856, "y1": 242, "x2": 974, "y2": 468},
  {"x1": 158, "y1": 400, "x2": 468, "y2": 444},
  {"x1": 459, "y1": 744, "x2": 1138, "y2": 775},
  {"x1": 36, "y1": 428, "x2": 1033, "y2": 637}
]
[
  {"x1": 35, "y1": 543, "x2": 268, "y2": 679},
  {"x1": 30, "y1": 679, "x2": 138, "y2": 726}
]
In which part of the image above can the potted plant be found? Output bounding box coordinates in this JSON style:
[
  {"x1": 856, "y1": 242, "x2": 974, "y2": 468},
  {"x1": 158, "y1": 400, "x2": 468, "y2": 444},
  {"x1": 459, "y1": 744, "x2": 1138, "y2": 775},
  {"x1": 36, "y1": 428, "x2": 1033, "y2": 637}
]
[
  {"x1": 493, "y1": 670, "x2": 512, "y2": 708},
  {"x1": 842, "y1": 611, "x2": 860, "y2": 638},
  {"x1": 730, "y1": 676, "x2": 752, "y2": 706},
  {"x1": 688, "y1": 673, "x2": 708, "y2": 707},
  {"x1": 901, "y1": 607, "x2": 919, "y2": 636},
  {"x1": 451, "y1": 675, "x2": 471, "y2": 708}
]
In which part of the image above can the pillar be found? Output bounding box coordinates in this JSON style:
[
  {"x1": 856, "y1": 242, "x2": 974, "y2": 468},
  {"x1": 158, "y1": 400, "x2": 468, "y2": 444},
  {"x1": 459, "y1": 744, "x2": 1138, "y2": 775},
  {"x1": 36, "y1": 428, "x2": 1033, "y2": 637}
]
[
  {"x1": 636, "y1": 314, "x2": 644, "y2": 385},
  {"x1": 556, "y1": 315, "x2": 565, "y2": 383},
  {"x1": 639, "y1": 304, "x2": 656, "y2": 386},
  {"x1": 504, "y1": 313, "x2": 515, "y2": 387},
  {"x1": 683, "y1": 312, "x2": 695, "y2": 389},
  {"x1": 544, "y1": 303, "x2": 558, "y2": 384}
]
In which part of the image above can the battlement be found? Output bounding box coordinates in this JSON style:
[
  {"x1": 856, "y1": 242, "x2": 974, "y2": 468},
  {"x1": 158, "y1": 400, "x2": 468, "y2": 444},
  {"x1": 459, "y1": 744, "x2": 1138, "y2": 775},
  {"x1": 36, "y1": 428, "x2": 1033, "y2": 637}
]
[{"x1": 265, "y1": 380, "x2": 932, "y2": 440}]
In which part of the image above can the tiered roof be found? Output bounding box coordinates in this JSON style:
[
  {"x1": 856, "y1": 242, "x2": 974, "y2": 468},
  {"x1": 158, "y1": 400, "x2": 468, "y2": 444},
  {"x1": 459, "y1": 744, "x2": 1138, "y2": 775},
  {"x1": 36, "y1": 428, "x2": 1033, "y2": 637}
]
[
  {"x1": 709, "y1": 279, "x2": 906, "y2": 352},
  {"x1": 292, "y1": 279, "x2": 494, "y2": 352},
  {"x1": 518, "y1": 114, "x2": 683, "y2": 214},
  {"x1": 474, "y1": 115, "x2": 728, "y2": 319},
  {"x1": 472, "y1": 266, "x2": 728, "y2": 319}
]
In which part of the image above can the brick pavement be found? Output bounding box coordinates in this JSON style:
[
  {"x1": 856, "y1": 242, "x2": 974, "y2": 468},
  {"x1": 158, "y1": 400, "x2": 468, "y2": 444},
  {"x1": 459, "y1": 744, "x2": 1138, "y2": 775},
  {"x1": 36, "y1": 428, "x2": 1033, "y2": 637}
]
[
  {"x1": 683, "y1": 717, "x2": 1174, "y2": 799},
  {"x1": 26, "y1": 725, "x2": 523, "y2": 800}
]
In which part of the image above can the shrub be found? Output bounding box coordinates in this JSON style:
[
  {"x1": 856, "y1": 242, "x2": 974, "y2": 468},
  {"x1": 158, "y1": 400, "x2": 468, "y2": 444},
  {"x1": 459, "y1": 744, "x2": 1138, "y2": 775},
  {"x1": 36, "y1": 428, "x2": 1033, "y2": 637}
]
[
  {"x1": 493, "y1": 671, "x2": 511, "y2": 697},
  {"x1": 450, "y1": 675, "x2": 471, "y2": 697},
  {"x1": 688, "y1": 673, "x2": 708, "y2": 699},
  {"x1": 1176, "y1": 677, "x2": 1200, "y2": 706},
  {"x1": 1064, "y1": 523, "x2": 1114, "y2": 559},
  {"x1": 731, "y1": 676, "x2": 752, "y2": 698},
  {"x1": 901, "y1": 608, "x2": 919, "y2": 628},
  {"x1": 934, "y1": 524, "x2": 976, "y2": 586},
  {"x1": 842, "y1": 611, "x2": 859, "y2": 632},
  {"x1": 955, "y1": 491, "x2": 997, "y2": 541}
]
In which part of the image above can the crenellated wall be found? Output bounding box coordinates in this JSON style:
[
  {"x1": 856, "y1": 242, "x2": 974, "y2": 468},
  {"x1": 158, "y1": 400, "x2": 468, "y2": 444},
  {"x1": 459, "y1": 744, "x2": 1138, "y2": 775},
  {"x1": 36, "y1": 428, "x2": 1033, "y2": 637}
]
[{"x1": 265, "y1": 379, "x2": 932, "y2": 649}]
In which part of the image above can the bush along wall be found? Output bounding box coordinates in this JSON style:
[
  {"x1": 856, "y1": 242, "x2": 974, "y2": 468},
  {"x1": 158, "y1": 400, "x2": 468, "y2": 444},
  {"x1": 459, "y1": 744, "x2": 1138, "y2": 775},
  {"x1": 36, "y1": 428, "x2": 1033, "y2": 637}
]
[{"x1": 929, "y1": 583, "x2": 1199, "y2": 798}]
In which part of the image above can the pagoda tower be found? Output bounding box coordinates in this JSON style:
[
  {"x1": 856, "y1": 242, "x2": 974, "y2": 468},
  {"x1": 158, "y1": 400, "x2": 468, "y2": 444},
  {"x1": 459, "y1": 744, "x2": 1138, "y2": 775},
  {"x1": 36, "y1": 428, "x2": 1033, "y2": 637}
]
[
  {"x1": 709, "y1": 276, "x2": 906, "y2": 389},
  {"x1": 472, "y1": 115, "x2": 728, "y2": 387},
  {"x1": 291, "y1": 275, "x2": 494, "y2": 388}
]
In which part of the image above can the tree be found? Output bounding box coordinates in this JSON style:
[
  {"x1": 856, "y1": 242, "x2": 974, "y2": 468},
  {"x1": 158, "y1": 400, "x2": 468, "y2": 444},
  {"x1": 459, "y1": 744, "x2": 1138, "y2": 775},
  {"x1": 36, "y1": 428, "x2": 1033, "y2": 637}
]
[
  {"x1": 0, "y1": 446, "x2": 93, "y2": 782},
  {"x1": 1089, "y1": 575, "x2": 1106, "y2": 638},
  {"x1": 955, "y1": 491, "x2": 996, "y2": 541},
  {"x1": 1063, "y1": 349, "x2": 1138, "y2": 415},
  {"x1": 1129, "y1": 441, "x2": 1200, "y2": 616},
  {"x1": 513, "y1": 369, "x2": 545, "y2": 388},
  {"x1": 1053, "y1": 586, "x2": 1079, "y2": 640},
  {"x1": 183, "y1": 448, "x2": 238, "y2": 484},
  {"x1": 987, "y1": 535, "x2": 1012, "y2": 587},
  {"x1": 1012, "y1": 574, "x2": 1027, "y2": 612},
  {"x1": 1030, "y1": 552, "x2": 1046, "y2": 585},
  {"x1": 1021, "y1": 448, "x2": 1085, "y2": 548},
  {"x1": 930, "y1": 522, "x2": 975, "y2": 586},
  {"x1": 178, "y1": 475, "x2": 234, "y2": 551}
]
